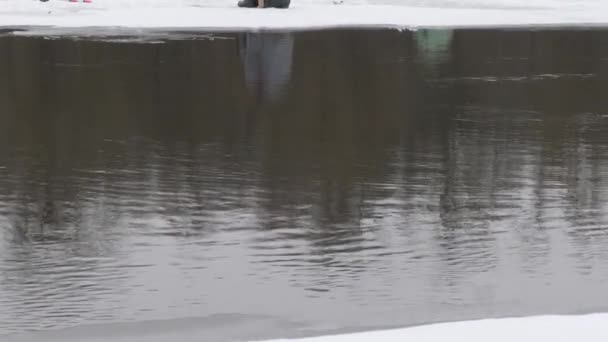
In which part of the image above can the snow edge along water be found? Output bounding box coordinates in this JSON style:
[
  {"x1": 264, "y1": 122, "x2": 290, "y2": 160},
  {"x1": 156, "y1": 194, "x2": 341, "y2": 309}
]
[
  {"x1": 3, "y1": 2, "x2": 608, "y2": 33},
  {"x1": 260, "y1": 313, "x2": 608, "y2": 342}
]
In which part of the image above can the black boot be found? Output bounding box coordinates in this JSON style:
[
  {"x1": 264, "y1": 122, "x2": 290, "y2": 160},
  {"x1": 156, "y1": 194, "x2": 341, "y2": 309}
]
[
  {"x1": 265, "y1": 0, "x2": 291, "y2": 8},
  {"x1": 238, "y1": 0, "x2": 290, "y2": 8},
  {"x1": 238, "y1": 0, "x2": 257, "y2": 8}
]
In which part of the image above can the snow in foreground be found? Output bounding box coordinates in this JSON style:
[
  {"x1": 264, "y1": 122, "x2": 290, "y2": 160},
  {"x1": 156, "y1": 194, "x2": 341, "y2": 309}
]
[
  {"x1": 264, "y1": 314, "x2": 608, "y2": 342},
  {"x1": 2, "y1": 313, "x2": 608, "y2": 342},
  {"x1": 2, "y1": 0, "x2": 608, "y2": 30}
]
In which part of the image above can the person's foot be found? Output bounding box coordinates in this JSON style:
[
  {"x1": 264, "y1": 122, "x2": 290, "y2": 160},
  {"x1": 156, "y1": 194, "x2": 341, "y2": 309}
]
[
  {"x1": 238, "y1": 0, "x2": 257, "y2": 8},
  {"x1": 263, "y1": 0, "x2": 291, "y2": 8}
]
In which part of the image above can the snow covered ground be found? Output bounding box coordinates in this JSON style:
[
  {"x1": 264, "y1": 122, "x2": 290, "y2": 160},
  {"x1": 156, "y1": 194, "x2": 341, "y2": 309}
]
[
  {"x1": 4, "y1": 313, "x2": 608, "y2": 342},
  {"x1": 265, "y1": 314, "x2": 608, "y2": 342},
  {"x1": 1, "y1": 0, "x2": 608, "y2": 30}
]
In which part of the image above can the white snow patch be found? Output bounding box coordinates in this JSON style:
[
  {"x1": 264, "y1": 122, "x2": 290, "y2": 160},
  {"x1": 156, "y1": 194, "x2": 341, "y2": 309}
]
[
  {"x1": 1, "y1": 0, "x2": 608, "y2": 30},
  {"x1": 2, "y1": 313, "x2": 607, "y2": 342},
  {"x1": 263, "y1": 314, "x2": 608, "y2": 342}
]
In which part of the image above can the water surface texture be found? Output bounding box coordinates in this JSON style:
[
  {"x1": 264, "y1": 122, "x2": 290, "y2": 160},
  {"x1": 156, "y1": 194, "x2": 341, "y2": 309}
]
[{"x1": 1, "y1": 29, "x2": 608, "y2": 339}]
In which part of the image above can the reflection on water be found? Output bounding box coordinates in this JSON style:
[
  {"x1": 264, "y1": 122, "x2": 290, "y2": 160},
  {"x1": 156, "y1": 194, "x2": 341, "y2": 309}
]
[
  {"x1": 240, "y1": 32, "x2": 294, "y2": 103},
  {"x1": 415, "y1": 29, "x2": 453, "y2": 66},
  {"x1": 2, "y1": 28, "x2": 608, "y2": 339}
]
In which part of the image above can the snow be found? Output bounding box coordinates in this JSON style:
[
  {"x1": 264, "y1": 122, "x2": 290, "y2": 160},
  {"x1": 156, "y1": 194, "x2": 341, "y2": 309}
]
[
  {"x1": 1, "y1": 0, "x2": 608, "y2": 31},
  {"x1": 264, "y1": 314, "x2": 608, "y2": 342},
  {"x1": 3, "y1": 313, "x2": 607, "y2": 342}
]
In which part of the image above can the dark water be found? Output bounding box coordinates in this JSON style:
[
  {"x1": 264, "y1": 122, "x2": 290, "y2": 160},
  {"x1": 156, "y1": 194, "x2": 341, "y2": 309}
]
[{"x1": 2, "y1": 28, "x2": 608, "y2": 340}]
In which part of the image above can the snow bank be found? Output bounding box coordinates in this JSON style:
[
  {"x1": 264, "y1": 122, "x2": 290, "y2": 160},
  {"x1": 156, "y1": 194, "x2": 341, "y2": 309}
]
[
  {"x1": 5, "y1": 313, "x2": 606, "y2": 342},
  {"x1": 264, "y1": 314, "x2": 608, "y2": 342},
  {"x1": 2, "y1": 0, "x2": 608, "y2": 31}
]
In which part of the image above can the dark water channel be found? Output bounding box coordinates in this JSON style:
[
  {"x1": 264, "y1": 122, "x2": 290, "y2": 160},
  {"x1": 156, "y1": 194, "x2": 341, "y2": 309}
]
[{"x1": 1, "y1": 28, "x2": 608, "y2": 340}]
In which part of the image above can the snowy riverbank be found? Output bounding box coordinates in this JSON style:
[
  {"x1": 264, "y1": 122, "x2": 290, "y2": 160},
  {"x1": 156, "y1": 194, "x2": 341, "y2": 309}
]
[
  {"x1": 2, "y1": 0, "x2": 608, "y2": 31},
  {"x1": 3, "y1": 314, "x2": 608, "y2": 342},
  {"x1": 264, "y1": 314, "x2": 608, "y2": 342}
]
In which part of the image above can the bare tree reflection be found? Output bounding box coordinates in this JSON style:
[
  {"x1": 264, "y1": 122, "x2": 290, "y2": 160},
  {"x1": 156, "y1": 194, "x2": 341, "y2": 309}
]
[{"x1": 2, "y1": 29, "x2": 608, "y2": 333}]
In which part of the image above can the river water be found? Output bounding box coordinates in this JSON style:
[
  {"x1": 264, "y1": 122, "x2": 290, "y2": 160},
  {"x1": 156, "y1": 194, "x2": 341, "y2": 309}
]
[{"x1": 1, "y1": 28, "x2": 608, "y2": 340}]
